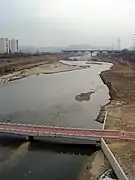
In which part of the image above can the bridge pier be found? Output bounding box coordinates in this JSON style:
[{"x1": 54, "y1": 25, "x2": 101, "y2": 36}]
[{"x1": 25, "y1": 136, "x2": 34, "y2": 141}]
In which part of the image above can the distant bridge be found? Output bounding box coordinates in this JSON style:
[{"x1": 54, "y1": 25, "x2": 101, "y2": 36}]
[
  {"x1": 62, "y1": 49, "x2": 135, "y2": 56},
  {"x1": 0, "y1": 122, "x2": 135, "y2": 142},
  {"x1": 62, "y1": 49, "x2": 121, "y2": 53}
]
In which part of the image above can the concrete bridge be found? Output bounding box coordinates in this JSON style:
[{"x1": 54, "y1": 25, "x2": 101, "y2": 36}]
[
  {"x1": 62, "y1": 49, "x2": 135, "y2": 57},
  {"x1": 0, "y1": 122, "x2": 135, "y2": 143}
]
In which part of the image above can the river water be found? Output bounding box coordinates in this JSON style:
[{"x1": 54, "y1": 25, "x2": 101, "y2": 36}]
[{"x1": 0, "y1": 60, "x2": 112, "y2": 180}]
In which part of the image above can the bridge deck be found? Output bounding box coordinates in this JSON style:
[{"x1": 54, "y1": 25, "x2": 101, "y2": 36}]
[{"x1": 0, "y1": 123, "x2": 135, "y2": 141}]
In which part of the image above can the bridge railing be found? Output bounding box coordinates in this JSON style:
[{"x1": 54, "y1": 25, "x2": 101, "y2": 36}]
[{"x1": 0, "y1": 122, "x2": 135, "y2": 141}]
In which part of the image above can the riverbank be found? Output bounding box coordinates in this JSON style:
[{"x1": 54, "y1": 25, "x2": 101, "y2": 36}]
[
  {"x1": 100, "y1": 60, "x2": 135, "y2": 180},
  {"x1": 0, "y1": 61, "x2": 84, "y2": 83},
  {"x1": 82, "y1": 59, "x2": 135, "y2": 180},
  {"x1": 80, "y1": 62, "x2": 113, "y2": 180},
  {"x1": 0, "y1": 53, "x2": 80, "y2": 83},
  {"x1": 80, "y1": 150, "x2": 110, "y2": 180}
]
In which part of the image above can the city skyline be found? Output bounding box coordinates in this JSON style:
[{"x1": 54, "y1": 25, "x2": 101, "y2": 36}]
[
  {"x1": 1, "y1": 36, "x2": 134, "y2": 53},
  {"x1": 0, "y1": 0, "x2": 135, "y2": 48}
]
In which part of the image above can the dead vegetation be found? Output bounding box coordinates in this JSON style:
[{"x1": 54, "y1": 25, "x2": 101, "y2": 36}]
[
  {"x1": 101, "y1": 60, "x2": 135, "y2": 180},
  {"x1": 0, "y1": 53, "x2": 69, "y2": 76}
]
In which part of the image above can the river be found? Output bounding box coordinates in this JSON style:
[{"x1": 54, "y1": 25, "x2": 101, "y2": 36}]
[{"x1": 0, "y1": 60, "x2": 112, "y2": 180}]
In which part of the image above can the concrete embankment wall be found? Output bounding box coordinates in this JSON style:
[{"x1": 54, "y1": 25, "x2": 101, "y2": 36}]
[{"x1": 101, "y1": 111, "x2": 128, "y2": 180}]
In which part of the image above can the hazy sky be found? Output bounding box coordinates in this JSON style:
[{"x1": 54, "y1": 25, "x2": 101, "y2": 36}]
[{"x1": 0, "y1": 0, "x2": 135, "y2": 48}]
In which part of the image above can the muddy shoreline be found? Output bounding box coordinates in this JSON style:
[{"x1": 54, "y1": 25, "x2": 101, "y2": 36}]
[
  {"x1": 100, "y1": 65, "x2": 117, "y2": 101},
  {"x1": 0, "y1": 53, "x2": 70, "y2": 75},
  {"x1": 0, "y1": 53, "x2": 73, "y2": 83},
  {"x1": 80, "y1": 63, "x2": 113, "y2": 180},
  {"x1": 80, "y1": 150, "x2": 110, "y2": 180},
  {"x1": 95, "y1": 67, "x2": 114, "y2": 124},
  {"x1": 97, "y1": 60, "x2": 135, "y2": 180},
  {"x1": 94, "y1": 69, "x2": 113, "y2": 124},
  {"x1": 0, "y1": 61, "x2": 85, "y2": 83}
]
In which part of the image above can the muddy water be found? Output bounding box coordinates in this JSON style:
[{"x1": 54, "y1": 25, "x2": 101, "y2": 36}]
[
  {"x1": 0, "y1": 61, "x2": 111, "y2": 128},
  {"x1": 0, "y1": 61, "x2": 112, "y2": 180},
  {"x1": 0, "y1": 134, "x2": 99, "y2": 180}
]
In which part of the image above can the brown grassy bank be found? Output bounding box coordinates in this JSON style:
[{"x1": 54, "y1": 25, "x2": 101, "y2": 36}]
[
  {"x1": 0, "y1": 53, "x2": 69, "y2": 76},
  {"x1": 99, "y1": 60, "x2": 135, "y2": 180},
  {"x1": 0, "y1": 53, "x2": 84, "y2": 83}
]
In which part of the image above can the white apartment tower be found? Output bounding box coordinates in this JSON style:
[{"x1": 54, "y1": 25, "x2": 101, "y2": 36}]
[
  {"x1": 0, "y1": 37, "x2": 19, "y2": 54},
  {"x1": 0, "y1": 38, "x2": 8, "y2": 53},
  {"x1": 10, "y1": 39, "x2": 19, "y2": 53}
]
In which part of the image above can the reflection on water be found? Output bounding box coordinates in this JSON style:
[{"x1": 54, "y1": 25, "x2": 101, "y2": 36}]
[
  {"x1": 0, "y1": 135, "x2": 99, "y2": 180},
  {"x1": 0, "y1": 135, "x2": 99, "y2": 156},
  {"x1": 0, "y1": 141, "x2": 30, "y2": 175}
]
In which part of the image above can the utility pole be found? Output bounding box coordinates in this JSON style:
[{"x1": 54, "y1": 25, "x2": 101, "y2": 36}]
[{"x1": 117, "y1": 38, "x2": 121, "y2": 50}]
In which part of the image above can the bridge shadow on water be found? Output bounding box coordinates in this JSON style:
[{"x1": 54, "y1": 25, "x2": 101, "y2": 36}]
[{"x1": 0, "y1": 133, "x2": 100, "y2": 156}]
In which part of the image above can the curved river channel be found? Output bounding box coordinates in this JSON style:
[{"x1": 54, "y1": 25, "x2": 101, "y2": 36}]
[{"x1": 0, "y1": 60, "x2": 112, "y2": 180}]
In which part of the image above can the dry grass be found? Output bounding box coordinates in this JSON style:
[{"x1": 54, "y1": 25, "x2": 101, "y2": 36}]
[{"x1": 102, "y1": 61, "x2": 135, "y2": 179}]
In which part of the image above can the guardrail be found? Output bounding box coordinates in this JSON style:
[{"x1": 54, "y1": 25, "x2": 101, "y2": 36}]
[{"x1": 0, "y1": 122, "x2": 135, "y2": 141}]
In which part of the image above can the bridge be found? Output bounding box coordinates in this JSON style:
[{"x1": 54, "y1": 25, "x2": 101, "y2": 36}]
[
  {"x1": 0, "y1": 122, "x2": 135, "y2": 142},
  {"x1": 62, "y1": 49, "x2": 121, "y2": 53},
  {"x1": 62, "y1": 49, "x2": 135, "y2": 57}
]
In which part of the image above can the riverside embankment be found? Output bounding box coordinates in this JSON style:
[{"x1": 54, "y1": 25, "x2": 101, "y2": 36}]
[{"x1": 99, "y1": 60, "x2": 135, "y2": 180}]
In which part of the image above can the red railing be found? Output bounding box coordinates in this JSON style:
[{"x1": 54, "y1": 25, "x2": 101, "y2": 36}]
[{"x1": 0, "y1": 122, "x2": 135, "y2": 141}]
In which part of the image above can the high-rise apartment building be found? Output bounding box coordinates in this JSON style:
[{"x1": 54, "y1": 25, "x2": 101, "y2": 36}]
[
  {"x1": 0, "y1": 38, "x2": 8, "y2": 53},
  {"x1": 0, "y1": 37, "x2": 19, "y2": 54},
  {"x1": 10, "y1": 39, "x2": 19, "y2": 53}
]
